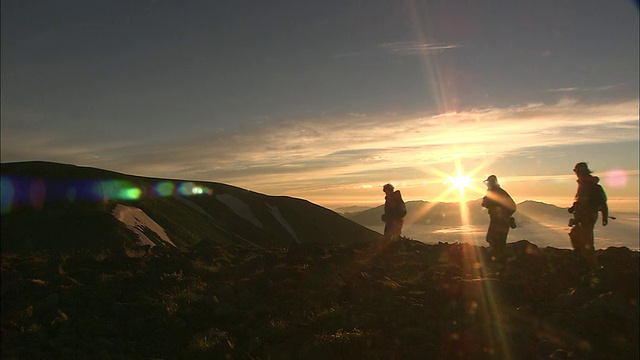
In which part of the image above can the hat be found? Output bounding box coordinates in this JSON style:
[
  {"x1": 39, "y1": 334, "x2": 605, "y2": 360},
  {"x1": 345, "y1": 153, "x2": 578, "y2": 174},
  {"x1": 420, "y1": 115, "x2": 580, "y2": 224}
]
[
  {"x1": 573, "y1": 162, "x2": 592, "y2": 174},
  {"x1": 483, "y1": 175, "x2": 498, "y2": 184}
]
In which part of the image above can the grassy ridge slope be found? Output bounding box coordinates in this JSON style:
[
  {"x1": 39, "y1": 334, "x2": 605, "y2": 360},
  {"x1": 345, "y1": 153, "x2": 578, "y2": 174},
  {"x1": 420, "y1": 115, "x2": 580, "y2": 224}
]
[{"x1": 1, "y1": 161, "x2": 380, "y2": 252}]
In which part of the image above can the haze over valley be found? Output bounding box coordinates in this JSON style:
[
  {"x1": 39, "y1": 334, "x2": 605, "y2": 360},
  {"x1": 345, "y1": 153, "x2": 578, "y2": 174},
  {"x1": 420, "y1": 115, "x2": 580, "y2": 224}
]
[{"x1": 342, "y1": 200, "x2": 639, "y2": 250}]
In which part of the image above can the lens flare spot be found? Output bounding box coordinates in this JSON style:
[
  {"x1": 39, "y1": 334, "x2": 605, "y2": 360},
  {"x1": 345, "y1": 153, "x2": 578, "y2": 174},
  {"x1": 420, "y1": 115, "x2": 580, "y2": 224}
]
[
  {"x1": 155, "y1": 182, "x2": 175, "y2": 197},
  {"x1": 93, "y1": 182, "x2": 106, "y2": 201},
  {"x1": 604, "y1": 169, "x2": 628, "y2": 188},
  {"x1": 178, "y1": 182, "x2": 212, "y2": 196},
  {"x1": 66, "y1": 187, "x2": 77, "y2": 202},
  {"x1": 120, "y1": 187, "x2": 142, "y2": 200},
  {"x1": 1, "y1": 176, "x2": 15, "y2": 214},
  {"x1": 98, "y1": 180, "x2": 142, "y2": 201},
  {"x1": 178, "y1": 182, "x2": 196, "y2": 196}
]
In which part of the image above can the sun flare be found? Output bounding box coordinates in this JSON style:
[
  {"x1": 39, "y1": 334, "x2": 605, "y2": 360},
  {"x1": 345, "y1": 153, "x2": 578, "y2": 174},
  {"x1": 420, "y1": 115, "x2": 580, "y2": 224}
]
[
  {"x1": 408, "y1": 158, "x2": 491, "y2": 226},
  {"x1": 447, "y1": 173, "x2": 473, "y2": 194},
  {"x1": 431, "y1": 159, "x2": 488, "y2": 204}
]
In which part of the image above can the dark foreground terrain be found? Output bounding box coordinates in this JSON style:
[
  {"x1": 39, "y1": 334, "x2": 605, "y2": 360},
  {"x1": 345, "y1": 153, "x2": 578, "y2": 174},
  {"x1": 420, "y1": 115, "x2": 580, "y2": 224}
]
[{"x1": 2, "y1": 239, "x2": 638, "y2": 359}]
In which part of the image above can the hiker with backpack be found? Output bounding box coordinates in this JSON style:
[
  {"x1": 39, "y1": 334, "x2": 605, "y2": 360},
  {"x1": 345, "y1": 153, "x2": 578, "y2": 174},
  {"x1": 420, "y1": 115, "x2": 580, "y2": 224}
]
[
  {"x1": 481, "y1": 175, "x2": 517, "y2": 259},
  {"x1": 568, "y1": 162, "x2": 609, "y2": 269},
  {"x1": 381, "y1": 183, "x2": 406, "y2": 242}
]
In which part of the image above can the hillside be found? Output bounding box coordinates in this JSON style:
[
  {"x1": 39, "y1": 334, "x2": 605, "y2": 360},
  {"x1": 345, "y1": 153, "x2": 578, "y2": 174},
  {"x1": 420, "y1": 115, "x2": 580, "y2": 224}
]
[
  {"x1": 1, "y1": 161, "x2": 380, "y2": 252},
  {"x1": 516, "y1": 200, "x2": 570, "y2": 219},
  {"x1": 2, "y1": 239, "x2": 638, "y2": 359},
  {"x1": 343, "y1": 200, "x2": 573, "y2": 228},
  {"x1": 343, "y1": 199, "x2": 640, "y2": 249},
  {"x1": 344, "y1": 200, "x2": 489, "y2": 227}
]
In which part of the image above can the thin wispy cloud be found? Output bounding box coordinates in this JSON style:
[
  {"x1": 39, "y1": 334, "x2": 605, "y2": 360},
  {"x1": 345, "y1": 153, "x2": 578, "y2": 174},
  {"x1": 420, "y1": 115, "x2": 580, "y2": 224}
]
[
  {"x1": 544, "y1": 84, "x2": 627, "y2": 93},
  {"x1": 3, "y1": 99, "x2": 637, "y2": 205},
  {"x1": 332, "y1": 41, "x2": 460, "y2": 59},
  {"x1": 378, "y1": 41, "x2": 461, "y2": 55}
]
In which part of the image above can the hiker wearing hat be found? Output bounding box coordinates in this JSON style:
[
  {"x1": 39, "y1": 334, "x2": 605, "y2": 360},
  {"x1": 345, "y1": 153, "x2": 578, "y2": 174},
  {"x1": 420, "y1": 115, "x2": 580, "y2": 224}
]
[
  {"x1": 381, "y1": 183, "x2": 406, "y2": 242},
  {"x1": 481, "y1": 175, "x2": 517, "y2": 259},
  {"x1": 568, "y1": 162, "x2": 608, "y2": 269}
]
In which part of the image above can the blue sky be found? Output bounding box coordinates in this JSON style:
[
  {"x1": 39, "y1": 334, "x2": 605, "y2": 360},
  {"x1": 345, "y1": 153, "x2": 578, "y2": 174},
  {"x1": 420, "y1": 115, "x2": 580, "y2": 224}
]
[{"x1": 2, "y1": 0, "x2": 638, "y2": 209}]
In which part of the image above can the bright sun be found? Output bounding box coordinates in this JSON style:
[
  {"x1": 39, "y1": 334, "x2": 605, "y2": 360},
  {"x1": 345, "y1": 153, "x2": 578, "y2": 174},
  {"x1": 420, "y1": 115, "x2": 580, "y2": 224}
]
[
  {"x1": 409, "y1": 158, "x2": 490, "y2": 230},
  {"x1": 448, "y1": 173, "x2": 472, "y2": 192},
  {"x1": 428, "y1": 158, "x2": 489, "y2": 204}
]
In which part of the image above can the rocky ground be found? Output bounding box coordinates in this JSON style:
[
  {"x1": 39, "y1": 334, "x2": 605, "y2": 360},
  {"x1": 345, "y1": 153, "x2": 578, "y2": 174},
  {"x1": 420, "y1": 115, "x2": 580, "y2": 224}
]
[{"x1": 1, "y1": 239, "x2": 638, "y2": 359}]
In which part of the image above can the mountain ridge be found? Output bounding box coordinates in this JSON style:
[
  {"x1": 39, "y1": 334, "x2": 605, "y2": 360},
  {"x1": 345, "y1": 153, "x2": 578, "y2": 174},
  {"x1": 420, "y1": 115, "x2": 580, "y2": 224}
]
[
  {"x1": 343, "y1": 199, "x2": 571, "y2": 226},
  {"x1": 1, "y1": 161, "x2": 380, "y2": 252}
]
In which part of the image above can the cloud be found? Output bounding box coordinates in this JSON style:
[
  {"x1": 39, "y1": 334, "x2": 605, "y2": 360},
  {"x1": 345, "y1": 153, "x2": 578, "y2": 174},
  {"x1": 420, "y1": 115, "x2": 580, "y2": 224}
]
[
  {"x1": 332, "y1": 41, "x2": 460, "y2": 59},
  {"x1": 2, "y1": 99, "x2": 638, "y2": 205},
  {"x1": 378, "y1": 41, "x2": 461, "y2": 55},
  {"x1": 544, "y1": 84, "x2": 627, "y2": 93}
]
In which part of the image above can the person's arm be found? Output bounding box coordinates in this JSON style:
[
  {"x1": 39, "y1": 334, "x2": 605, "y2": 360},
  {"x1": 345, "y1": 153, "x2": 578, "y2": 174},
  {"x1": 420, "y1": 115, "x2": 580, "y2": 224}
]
[
  {"x1": 601, "y1": 202, "x2": 609, "y2": 226},
  {"x1": 381, "y1": 200, "x2": 388, "y2": 223},
  {"x1": 481, "y1": 196, "x2": 489, "y2": 208},
  {"x1": 506, "y1": 194, "x2": 516, "y2": 213},
  {"x1": 482, "y1": 191, "x2": 501, "y2": 209}
]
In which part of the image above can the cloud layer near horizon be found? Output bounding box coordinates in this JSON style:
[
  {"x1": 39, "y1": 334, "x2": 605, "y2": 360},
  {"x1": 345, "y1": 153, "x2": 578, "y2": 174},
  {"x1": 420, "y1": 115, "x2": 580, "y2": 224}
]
[{"x1": 2, "y1": 98, "x2": 638, "y2": 205}]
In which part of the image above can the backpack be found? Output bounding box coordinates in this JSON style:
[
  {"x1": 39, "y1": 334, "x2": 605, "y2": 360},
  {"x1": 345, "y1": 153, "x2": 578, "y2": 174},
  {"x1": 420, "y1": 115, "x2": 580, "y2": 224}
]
[
  {"x1": 395, "y1": 191, "x2": 407, "y2": 218},
  {"x1": 576, "y1": 178, "x2": 607, "y2": 212},
  {"x1": 399, "y1": 200, "x2": 407, "y2": 218},
  {"x1": 592, "y1": 184, "x2": 607, "y2": 211},
  {"x1": 484, "y1": 187, "x2": 516, "y2": 218}
]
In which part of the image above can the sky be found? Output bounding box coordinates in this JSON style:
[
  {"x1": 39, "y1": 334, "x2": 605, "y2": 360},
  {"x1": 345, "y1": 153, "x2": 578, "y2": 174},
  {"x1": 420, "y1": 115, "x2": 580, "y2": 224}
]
[{"x1": 2, "y1": 0, "x2": 639, "y2": 211}]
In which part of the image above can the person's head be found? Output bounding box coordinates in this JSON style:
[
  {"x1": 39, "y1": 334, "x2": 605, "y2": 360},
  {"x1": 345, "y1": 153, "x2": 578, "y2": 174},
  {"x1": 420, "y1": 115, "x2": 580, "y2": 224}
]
[
  {"x1": 483, "y1": 175, "x2": 499, "y2": 188},
  {"x1": 383, "y1": 183, "x2": 395, "y2": 194},
  {"x1": 573, "y1": 162, "x2": 592, "y2": 177}
]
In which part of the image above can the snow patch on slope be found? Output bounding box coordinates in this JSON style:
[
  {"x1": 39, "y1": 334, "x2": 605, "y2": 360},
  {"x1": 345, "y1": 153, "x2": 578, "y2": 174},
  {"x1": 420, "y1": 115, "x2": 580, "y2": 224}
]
[
  {"x1": 216, "y1": 194, "x2": 264, "y2": 229},
  {"x1": 112, "y1": 204, "x2": 175, "y2": 247},
  {"x1": 266, "y1": 203, "x2": 301, "y2": 243}
]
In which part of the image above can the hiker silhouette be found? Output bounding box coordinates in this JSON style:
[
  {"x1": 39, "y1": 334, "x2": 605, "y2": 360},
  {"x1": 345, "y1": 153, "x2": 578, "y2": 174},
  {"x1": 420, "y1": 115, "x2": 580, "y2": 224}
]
[
  {"x1": 481, "y1": 175, "x2": 517, "y2": 259},
  {"x1": 568, "y1": 162, "x2": 609, "y2": 269},
  {"x1": 381, "y1": 184, "x2": 406, "y2": 242}
]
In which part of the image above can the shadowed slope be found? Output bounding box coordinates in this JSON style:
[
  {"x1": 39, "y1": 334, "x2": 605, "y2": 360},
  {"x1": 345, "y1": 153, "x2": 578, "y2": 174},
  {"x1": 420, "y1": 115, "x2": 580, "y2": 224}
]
[
  {"x1": 1, "y1": 161, "x2": 380, "y2": 252},
  {"x1": 1, "y1": 239, "x2": 637, "y2": 359}
]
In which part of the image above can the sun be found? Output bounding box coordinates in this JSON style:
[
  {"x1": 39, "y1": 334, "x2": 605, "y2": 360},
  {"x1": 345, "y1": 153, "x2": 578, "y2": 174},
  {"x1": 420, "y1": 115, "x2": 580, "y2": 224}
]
[
  {"x1": 408, "y1": 157, "x2": 491, "y2": 240},
  {"x1": 445, "y1": 168, "x2": 475, "y2": 204},
  {"x1": 447, "y1": 172, "x2": 473, "y2": 193},
  {"x1": 426, "y1": 158, "x2": 489, "y2": 204}
]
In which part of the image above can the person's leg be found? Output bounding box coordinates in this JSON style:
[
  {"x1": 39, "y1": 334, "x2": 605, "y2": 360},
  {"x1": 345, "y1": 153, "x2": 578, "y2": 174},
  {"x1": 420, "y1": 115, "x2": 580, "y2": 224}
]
[
  {"x1": 582, "y1": 221, "x2": 598, "y2": 268},
  {"x1": 569, "y1": 225, "x2": 583, "y2": 258},
  {"x1": 493, "y1": 231, "x2": 507, "y2": 259},
  {"x1": 383, "y1": 223, "x2": 392, "y2": 242},
  {"x1": 486, "y1": 222, "x2": 504, "y2": 262},
  {"x1": 486, "y1": 223, "x2": 495, "y2": 247},
  {"x1": 392, "y1": 218, "x2": 403, "y2": 241}
]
